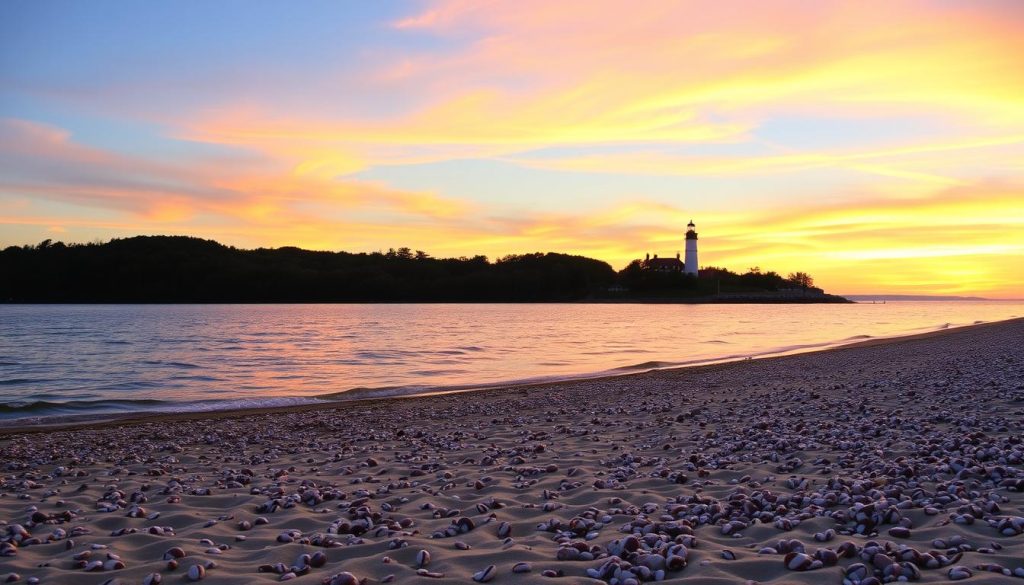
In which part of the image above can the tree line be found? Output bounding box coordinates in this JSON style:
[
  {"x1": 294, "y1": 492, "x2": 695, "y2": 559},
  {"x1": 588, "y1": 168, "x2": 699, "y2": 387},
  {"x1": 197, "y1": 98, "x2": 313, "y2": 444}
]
[{"x1": 0, "y1": 236, "x2": 616, "y2": 302}]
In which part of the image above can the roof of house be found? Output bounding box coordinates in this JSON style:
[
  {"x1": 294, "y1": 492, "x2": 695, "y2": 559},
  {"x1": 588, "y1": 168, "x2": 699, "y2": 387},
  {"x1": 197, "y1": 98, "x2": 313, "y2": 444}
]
[{"x1": 644, "y1": 257, "x2": 684, "y2": 269}]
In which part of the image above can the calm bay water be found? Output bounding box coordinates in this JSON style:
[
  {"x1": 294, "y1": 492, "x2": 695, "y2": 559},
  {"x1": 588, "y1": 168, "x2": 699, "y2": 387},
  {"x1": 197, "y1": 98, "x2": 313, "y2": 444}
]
[{"x1": 1, "y1": 301, "x2": 1022, "y2": 421}]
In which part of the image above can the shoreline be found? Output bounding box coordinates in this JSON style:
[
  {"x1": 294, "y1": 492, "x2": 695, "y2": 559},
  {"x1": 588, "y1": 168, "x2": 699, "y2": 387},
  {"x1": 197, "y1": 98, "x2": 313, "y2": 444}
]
[
  {"x1": 2, "y1": 316, "x2": 1023, "y2": 584},
  {"x1": 5, "y1": 315, "x2": 1020, "y2": 436}
]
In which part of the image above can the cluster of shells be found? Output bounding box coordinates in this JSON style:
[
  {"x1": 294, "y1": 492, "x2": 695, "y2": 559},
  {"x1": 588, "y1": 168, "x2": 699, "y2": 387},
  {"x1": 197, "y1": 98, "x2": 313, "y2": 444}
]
[{"x1": 1, "y1": 323, "x2": 1023, "y2": 583}]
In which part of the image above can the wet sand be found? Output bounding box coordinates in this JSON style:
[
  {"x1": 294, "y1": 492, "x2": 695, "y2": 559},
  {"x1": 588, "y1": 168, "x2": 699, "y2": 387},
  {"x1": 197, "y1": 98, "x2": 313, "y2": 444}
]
[{"x1": 2, "y1": 318, "x2": 1023, "y2": 584}]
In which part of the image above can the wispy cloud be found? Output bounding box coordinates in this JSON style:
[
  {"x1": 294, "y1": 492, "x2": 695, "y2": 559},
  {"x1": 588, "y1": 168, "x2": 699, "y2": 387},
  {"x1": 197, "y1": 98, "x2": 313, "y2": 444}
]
[{"x1": 0, "y1": 118, "x2": 472, "y2": 232}]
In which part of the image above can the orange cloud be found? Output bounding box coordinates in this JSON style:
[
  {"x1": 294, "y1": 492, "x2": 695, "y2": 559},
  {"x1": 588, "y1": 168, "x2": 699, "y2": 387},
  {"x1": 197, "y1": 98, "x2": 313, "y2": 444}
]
[{"x1": 0, "y1": 118, "x2": 470, "y2": 231}]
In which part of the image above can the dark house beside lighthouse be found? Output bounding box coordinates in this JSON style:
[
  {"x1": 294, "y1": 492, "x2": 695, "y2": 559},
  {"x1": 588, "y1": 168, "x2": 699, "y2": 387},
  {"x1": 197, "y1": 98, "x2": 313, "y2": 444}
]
[{"x1": 642, "y1": 253, "x2": 685, "y2": 272}]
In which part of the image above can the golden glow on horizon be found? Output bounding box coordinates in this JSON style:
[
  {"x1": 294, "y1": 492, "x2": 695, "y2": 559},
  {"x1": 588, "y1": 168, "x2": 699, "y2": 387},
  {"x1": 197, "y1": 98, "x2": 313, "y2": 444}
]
[{"x1": 2, "y1": 1, "x2": 1024, "y2": 297}]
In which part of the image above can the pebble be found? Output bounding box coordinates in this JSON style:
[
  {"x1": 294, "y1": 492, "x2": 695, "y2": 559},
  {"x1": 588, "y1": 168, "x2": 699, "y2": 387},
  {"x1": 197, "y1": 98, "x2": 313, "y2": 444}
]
[
  {"x1": 472, "y1": 565, "x2": 496, "y2": 582},
  {"x1": 888, "y1": 527, "x2": 911, "y2": 538},
  {"x1": 324, "y1": 573, "x2": 360, "y2": 585},
  {"x1": 416, "y1": 549, "x2": 430, "y2": 568},
  {"x1": 163, "y1": 547, "x2": 186, "y2": 560},
  {"x1": 948, "y1": 566, "x2": 972, "y2": 580},
  {"x1": 496, "y1": 521, "x2": 511, "y2": 538}
]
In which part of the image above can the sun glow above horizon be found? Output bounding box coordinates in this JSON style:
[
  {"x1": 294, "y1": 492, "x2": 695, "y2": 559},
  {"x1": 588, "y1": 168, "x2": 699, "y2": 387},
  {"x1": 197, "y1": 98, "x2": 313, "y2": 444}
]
[{"x1": 1, "y1": 1, "x2": 1023, "y2": 297}]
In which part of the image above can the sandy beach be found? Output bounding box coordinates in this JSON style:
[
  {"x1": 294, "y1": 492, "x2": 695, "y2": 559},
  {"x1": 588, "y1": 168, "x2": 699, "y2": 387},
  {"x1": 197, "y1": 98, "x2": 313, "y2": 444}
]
[{"x1": 2, "y1": 318, "x2": 1023, "y2": 584}]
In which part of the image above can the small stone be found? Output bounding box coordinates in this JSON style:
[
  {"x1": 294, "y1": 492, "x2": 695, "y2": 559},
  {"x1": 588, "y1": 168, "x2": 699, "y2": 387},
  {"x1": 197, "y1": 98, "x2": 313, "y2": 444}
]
[
  {"x1": 512, "y1": 562, "x2": 532, "y2": 573},
  {"x1": 472, "y1": 565, "x2": 496, "y2": 582},
  {"x1": 325, "y1": 573, "x2": 360, "y2": 585},
  {"x1": 888, "y1": 527, "x2": 911, "y2": 538},
  {"x1": 416, "y1": 549, "x2": 430, "y2": 568},
  {"x1": 948, "y1": 566, "x2": 972, "y2": 581}
]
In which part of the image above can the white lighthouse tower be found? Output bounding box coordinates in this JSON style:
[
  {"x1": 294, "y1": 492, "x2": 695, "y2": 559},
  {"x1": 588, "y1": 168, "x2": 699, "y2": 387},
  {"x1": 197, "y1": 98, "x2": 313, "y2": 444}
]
[{"x1": 684, "y1": 219, "x2": 699, "y2": 276}]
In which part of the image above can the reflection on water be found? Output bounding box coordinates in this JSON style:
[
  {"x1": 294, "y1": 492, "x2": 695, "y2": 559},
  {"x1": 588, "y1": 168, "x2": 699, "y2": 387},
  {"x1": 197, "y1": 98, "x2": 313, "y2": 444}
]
[{"x1": 0, "y1": 302, "x2": 1021, "y2": 420}]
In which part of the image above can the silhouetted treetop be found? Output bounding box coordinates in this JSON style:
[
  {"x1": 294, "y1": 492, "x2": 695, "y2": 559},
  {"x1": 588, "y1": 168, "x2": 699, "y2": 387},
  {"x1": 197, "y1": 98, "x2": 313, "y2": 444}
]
[{"x1": 787, "y1": 271, "x2": 815, "y2": 289}]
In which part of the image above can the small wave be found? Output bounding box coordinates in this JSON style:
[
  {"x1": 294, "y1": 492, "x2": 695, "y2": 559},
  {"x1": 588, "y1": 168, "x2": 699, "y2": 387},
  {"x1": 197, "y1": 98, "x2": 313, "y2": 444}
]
[
  {"x1": 318, "y1": 379, "x2": 543, "y2": 402},
  {"x1": 613, "y1": 360, "x2": 677, "y2": 371},
  {"x1": 701, "y1": 340, "x2": 730, "y2": 344},
  {"x1": 0, "y1": 378, "x2": 55, "y2": 386},
  {"x1": 581, "y1": 349, "x2": 655, "y2": 356},
  {"x1": 165, "y1": 396, "x2": 326, "y2": 413},
  {"x1": 408, "y1": 368, "x2": 467, "y2": 376},
  {"x1": 141, "y1": 360, "x2": 201, "y2": 369},
  {"x1": 1, "y1": 396, "x2": 327, "y2": 422},
  {"x1": 169, "y1": 375, "x2": 222, "y2": 382},
  {"x1": 0, "y1": 361, "x2": 21, "y2": 366},
  {"x1": 1, "y1": 398, "x2": 168, "y2": 414},
  {"x1": 319, "y1": 385, "x2": 417, "y2": 401},
  {"x1": 753, "y1": 342, "x2": 835, "y2": 355},
  {"x1": 95, "y1": 380, "x2": 162, "y2": 391},
  {"x1": 842, "y1": 335, "x2": 873, "y2": 341}
]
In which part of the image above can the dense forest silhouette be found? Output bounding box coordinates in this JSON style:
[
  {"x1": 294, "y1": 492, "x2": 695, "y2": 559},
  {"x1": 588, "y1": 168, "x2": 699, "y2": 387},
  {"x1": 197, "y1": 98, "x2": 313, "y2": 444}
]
[
  {"x1": 0, "y1": 236, "x2": 616, "y2": 302},
  {"x1": 1, "y1": 236, "x2": 841, "y2": 303}
]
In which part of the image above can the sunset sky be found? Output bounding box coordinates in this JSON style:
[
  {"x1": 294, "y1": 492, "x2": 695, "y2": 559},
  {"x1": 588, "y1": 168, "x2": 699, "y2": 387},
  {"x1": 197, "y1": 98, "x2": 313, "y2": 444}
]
[{"x1": 2, "y1": 1, "x2": 1023, "y2": 297}]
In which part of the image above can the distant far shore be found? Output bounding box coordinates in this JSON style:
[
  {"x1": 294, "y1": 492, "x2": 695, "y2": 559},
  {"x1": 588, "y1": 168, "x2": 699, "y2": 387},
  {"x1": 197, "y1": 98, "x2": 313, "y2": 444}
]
[{"x1": 1, "y1": 297, "x2": 851, "y2": 305}]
